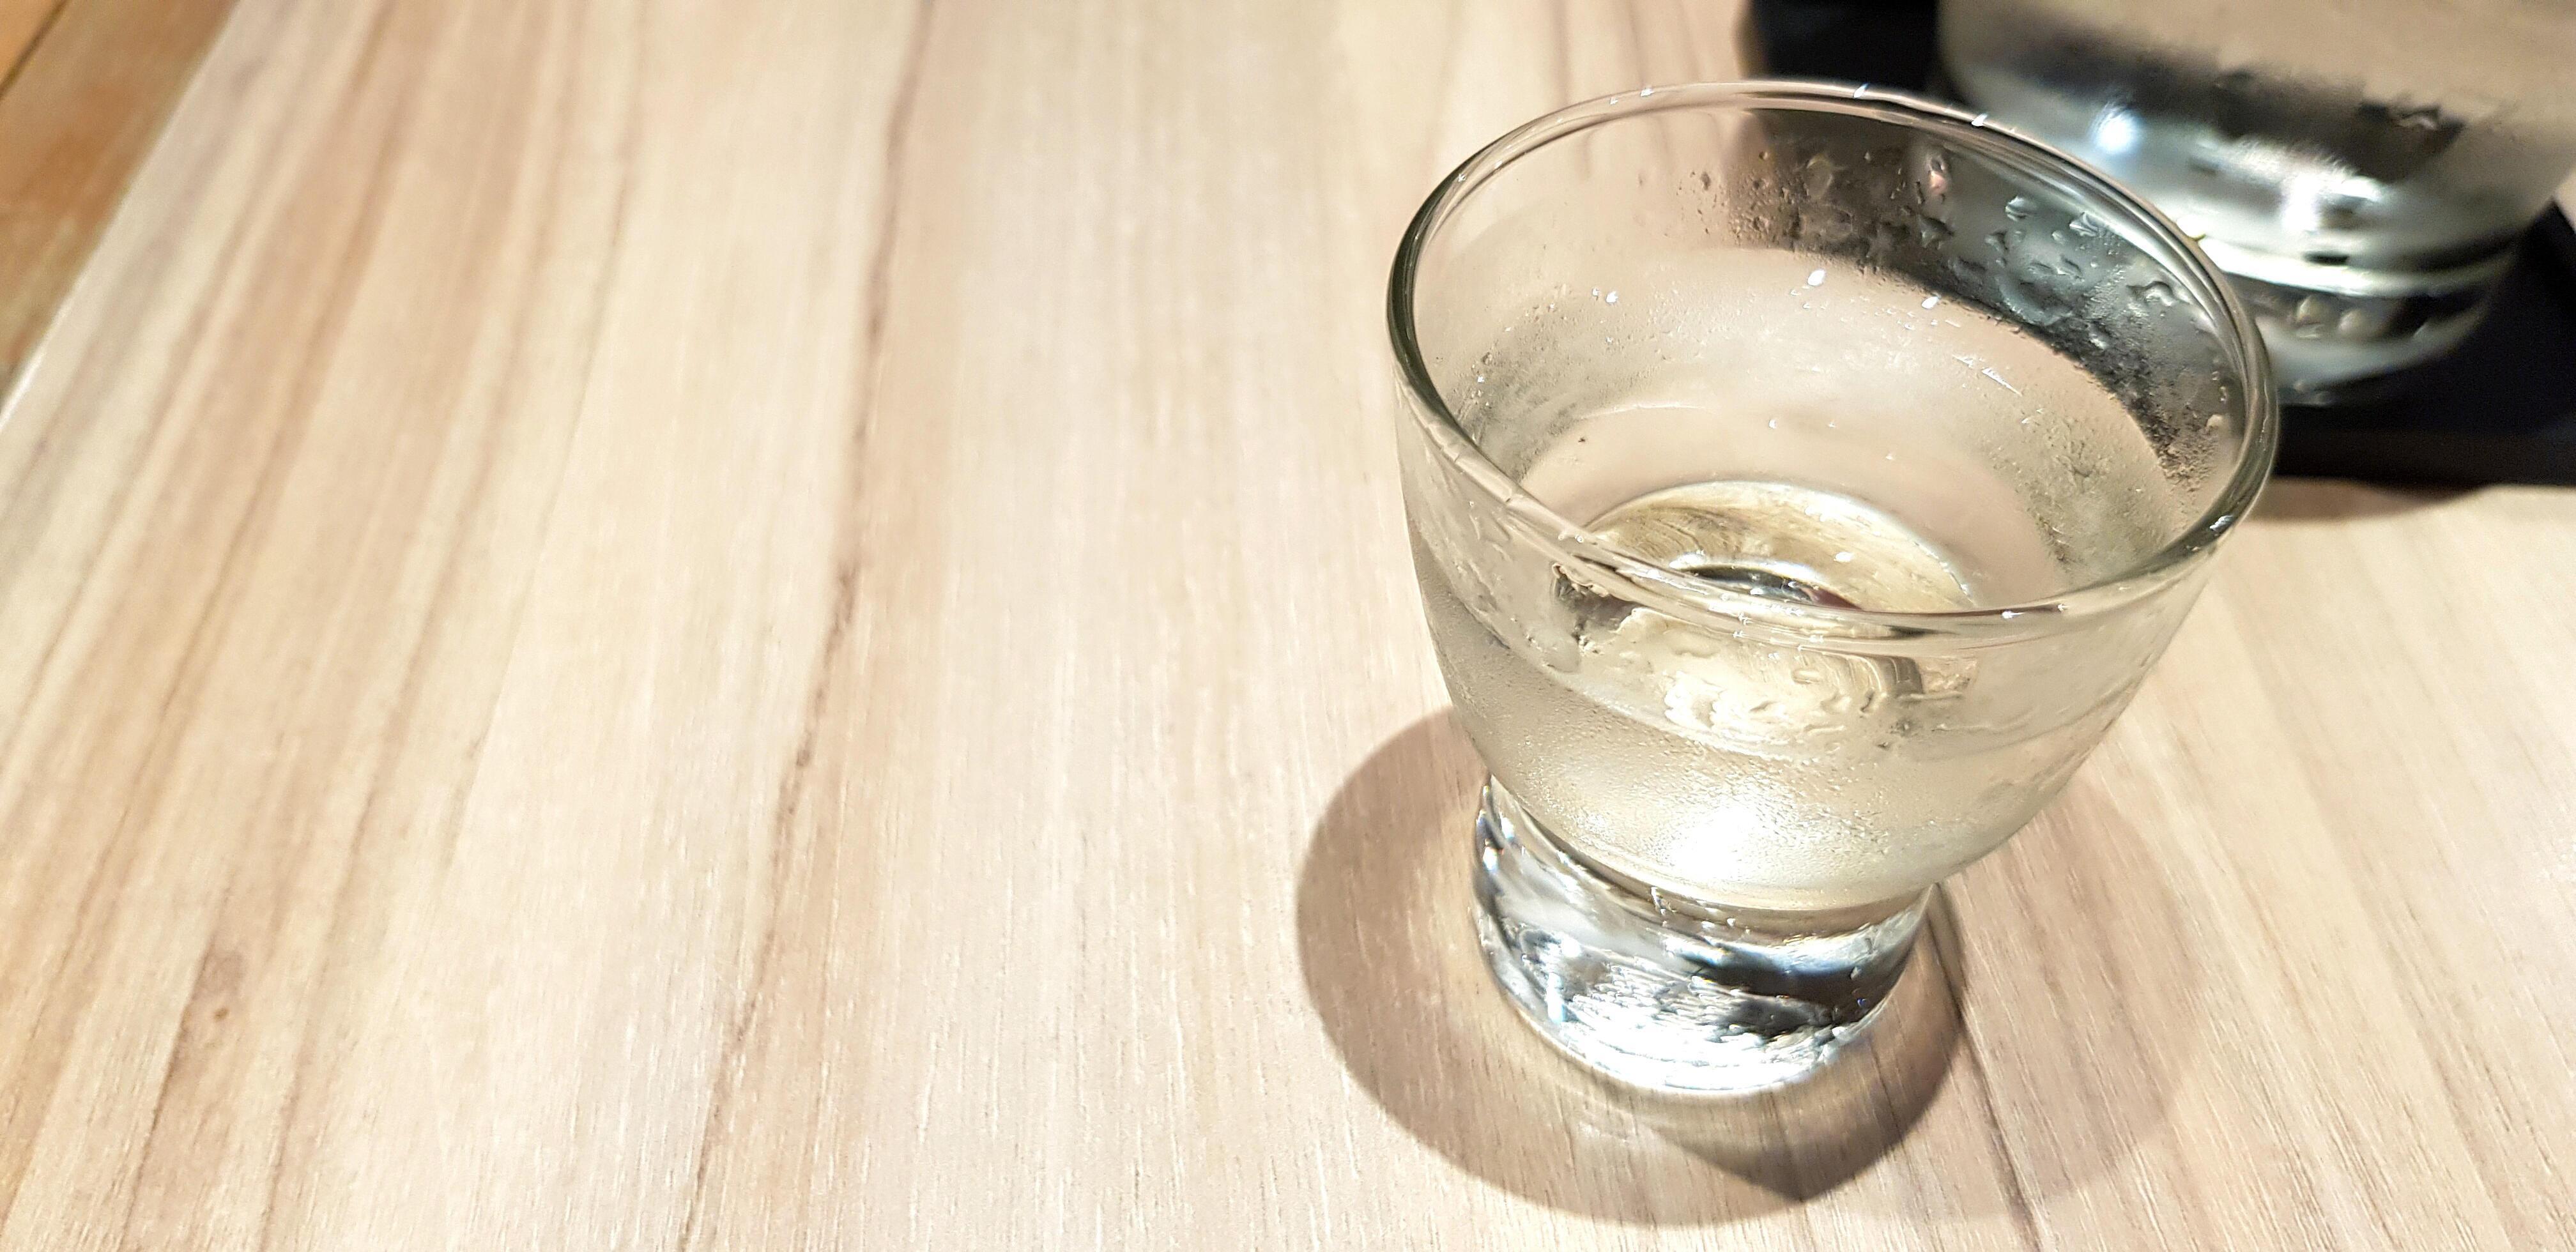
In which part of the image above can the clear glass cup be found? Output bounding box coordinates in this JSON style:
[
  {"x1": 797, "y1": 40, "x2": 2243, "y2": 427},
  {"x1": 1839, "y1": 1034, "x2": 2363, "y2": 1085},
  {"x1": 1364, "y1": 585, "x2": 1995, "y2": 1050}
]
[
  {"x1": 1941, "y1": 0, "x2": 2576, "y2": 401},
  {"x1": 1389, "y1": 82, "x2": 2276, "y2": 1094}
]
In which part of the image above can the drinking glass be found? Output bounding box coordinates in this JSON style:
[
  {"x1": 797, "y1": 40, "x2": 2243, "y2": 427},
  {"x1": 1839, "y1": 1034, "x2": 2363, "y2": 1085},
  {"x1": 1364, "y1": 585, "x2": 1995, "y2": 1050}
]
[
  {"x1": 1389, "y1": 82, "x2": 2276, "y2": 1094},
  {"x1": 1942, "y1": 0, "x2": 2576, "y2": 401}
]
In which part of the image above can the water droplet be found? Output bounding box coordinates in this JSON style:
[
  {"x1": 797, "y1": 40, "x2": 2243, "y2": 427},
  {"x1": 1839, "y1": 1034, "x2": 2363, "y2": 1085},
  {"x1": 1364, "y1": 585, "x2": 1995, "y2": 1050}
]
[
  {"x1": 2002, "y1": 195, "x2": 2037, "y2": 220},
  {"x1": 2205, "y1": 413, "x2": 2225, "y2": 429},
  {"x1": 2129, "y1": 280, "x2": 2179, "y2": 307},
  {"x1": 2289, "y1": 294, "x2": 2334, "y2": 338},
  {"x1": 2387, "y1": 100, "x2": 2445, "y2": 131},
  {"x1": 1834, "y1": 551, "x2": 1854, "y2": 562},
  {"x1": 2067, "y1": 213, "x2": 2106, "y2": 238},
  {"x1": 1805, "y1": 268, "x2": 1828, "y2": 287},
  {"x1": 1604, "y1": 289, "x2": 1619, "y2": 304},
  {"x1": 1920, "y1": 294, "x2": 1942, "y2": 309}
]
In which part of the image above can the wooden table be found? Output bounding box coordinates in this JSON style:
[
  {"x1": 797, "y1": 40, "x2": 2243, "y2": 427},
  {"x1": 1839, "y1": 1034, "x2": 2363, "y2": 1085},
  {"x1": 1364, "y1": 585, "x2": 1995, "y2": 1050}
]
[{"x1": 2, "y1": 1, "x2": 2570, "y2": 1246}]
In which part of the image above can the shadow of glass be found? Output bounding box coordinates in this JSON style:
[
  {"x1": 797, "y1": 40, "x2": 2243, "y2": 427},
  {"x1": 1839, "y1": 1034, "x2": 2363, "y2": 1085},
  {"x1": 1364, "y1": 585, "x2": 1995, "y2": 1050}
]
[
  {"x1": 1294, "y1": 711, "x2": 1968, "y2": 1223},
  {"x1": 1934, "y1": 761, "x2": 2204, "y2": 1207}
]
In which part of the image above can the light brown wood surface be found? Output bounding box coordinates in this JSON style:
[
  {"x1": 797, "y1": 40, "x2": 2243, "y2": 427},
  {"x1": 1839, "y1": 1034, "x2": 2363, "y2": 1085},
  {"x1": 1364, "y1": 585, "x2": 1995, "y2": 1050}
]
[
  {"x1": 0, "y1": 0, "x2": 2570, "y2": 1247},
  {"x1": 0, "y1": 0, "x2": 236, "y2": 383}
]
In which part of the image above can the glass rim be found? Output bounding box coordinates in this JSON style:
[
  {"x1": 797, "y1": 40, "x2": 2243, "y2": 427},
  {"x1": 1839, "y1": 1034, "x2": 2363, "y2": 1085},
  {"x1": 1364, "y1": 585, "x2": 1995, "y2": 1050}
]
[{"x1": 1387, "y1": 79, "x2": 2280, "y2": 646}]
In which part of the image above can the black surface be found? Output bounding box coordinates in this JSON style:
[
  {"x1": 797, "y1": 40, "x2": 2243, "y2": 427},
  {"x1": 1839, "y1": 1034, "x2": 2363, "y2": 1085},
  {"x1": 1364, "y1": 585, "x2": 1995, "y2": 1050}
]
[{"x1": 1748, "y1": 0, "x2": 2576, "y2": 486}]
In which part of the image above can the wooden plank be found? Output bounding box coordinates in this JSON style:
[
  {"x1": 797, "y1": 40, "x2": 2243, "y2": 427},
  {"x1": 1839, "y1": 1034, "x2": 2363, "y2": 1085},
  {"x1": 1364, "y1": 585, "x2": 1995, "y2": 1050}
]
[
  {"x1": 0, "y1": 0, "x2": 236, "y2": 385},
  {"x1": 0, "y1": 0, "x2": 63, "y2": 85}
]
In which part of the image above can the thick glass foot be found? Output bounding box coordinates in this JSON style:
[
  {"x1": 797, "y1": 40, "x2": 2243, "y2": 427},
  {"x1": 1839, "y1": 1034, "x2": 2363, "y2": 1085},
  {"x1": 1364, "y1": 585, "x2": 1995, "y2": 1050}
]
[{"x1": 1470, "y1": 779, "x2": 1929, "y2": 1094}]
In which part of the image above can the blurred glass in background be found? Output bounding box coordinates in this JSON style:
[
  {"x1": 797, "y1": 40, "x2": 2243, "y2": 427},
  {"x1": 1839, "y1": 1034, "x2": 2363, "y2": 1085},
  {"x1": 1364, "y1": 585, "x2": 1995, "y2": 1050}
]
[{"x1": 1942, "y1": 0, "x2": 2576, "y2": 401}]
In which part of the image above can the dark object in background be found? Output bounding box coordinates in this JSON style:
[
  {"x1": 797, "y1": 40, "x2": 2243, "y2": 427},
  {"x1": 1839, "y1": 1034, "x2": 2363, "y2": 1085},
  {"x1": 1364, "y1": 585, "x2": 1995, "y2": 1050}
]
[{"x1": 1749, "y1": 0, "x2": 2576, "y2": 487}]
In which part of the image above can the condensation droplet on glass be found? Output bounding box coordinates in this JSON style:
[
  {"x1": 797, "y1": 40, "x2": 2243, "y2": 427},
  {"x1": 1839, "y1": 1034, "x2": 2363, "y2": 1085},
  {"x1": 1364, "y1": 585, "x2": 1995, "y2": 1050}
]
[
  {"x1": 1605, "y1": 290, "x2": 1619, "y2": 304},
  {"x1": 1834, "y1": 551, "x2": 1854, "y2": 562},
  {"x1": 1921, "y1": 294, "x2": 1941, "y2": 309},
  {"x1": 1805, "y1": 268, "x2": 1827, "y2": 287},
  {"x1": 2205, "y1": 413, "x2": 2225, "y2": 429},
  {"x1": 2002, "y1": 195, "x2": 2036, "y2": 220}
]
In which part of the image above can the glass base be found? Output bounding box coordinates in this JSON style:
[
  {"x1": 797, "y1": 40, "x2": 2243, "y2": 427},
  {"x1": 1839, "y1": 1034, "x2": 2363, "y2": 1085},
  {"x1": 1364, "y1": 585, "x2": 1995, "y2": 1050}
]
[
  {"x1": 2210, "y1": 247, "x2": 2498, "y2": 404},
  {"x1": 1470, "y1": 779, "x2": 1929, "y2": 1095}
]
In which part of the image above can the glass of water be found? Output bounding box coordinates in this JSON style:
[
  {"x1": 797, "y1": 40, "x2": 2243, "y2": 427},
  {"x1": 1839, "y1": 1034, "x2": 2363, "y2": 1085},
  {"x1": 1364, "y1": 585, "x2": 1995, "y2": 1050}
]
[
  {"x1": 1390, "y1": 82, "x2": 2275, "y2": 1094},
  {"x1": 1943, "y1": 0, "x2": 2576, "y2": 400}
]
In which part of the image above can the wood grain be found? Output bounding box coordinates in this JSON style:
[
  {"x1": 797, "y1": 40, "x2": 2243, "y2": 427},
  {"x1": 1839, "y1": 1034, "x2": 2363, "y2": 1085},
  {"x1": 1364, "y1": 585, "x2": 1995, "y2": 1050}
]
[
  {"x1": 0, "y1": 0, "x2": 236, "y2": 385},
  {"x1": 0, "y1": 0, "x2": 2569, "y2": 1247}
]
